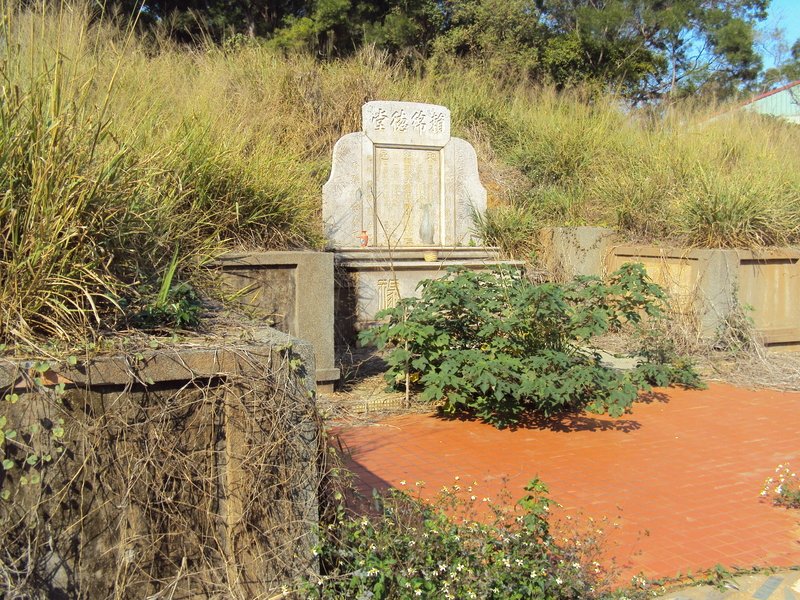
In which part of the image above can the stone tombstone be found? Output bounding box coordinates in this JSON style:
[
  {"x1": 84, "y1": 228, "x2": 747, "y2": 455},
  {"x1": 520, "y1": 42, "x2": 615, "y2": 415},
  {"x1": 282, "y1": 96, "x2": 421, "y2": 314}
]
[{"x1": 323, "y1": 101, "x2": 487, "y2": 248}]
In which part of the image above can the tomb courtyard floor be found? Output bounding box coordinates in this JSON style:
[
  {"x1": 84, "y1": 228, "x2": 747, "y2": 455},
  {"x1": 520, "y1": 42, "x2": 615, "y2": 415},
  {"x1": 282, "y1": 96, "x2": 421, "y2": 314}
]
[{"x1": 331, "y1": 382, "x2": 800, "y2": 589}]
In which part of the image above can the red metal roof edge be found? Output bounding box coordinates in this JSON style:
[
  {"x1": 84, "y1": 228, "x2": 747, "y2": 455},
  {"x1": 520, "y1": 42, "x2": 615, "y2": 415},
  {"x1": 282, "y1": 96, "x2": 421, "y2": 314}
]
[{"x1": 742, "y1": 80, "x2": 800, "y2": 105}]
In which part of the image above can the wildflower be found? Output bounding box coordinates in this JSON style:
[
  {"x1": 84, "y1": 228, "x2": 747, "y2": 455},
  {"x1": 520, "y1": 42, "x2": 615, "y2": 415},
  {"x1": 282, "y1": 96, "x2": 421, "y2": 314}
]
[
  {"x1": 400, "y1": 480, "x2": 407, "y2": 486},
  {"x1": 438, "y1": 563, "x2": 448, "y2": 573},
  {"x1": 471, "y1": 495, "x2": 477, "y2": 501},
  {"x1": 572, "y1": 562, "x2": 580, "y2": 570},
  {"x1": 556, "y1": 577, "x2": 563, "y2": 585},
  {"x1": 414, "y1": 590, "x2": 422, "y2": 597},
  {"x1": 482, "y1": 497, "x2": 491, "y2": 502},
  {"x1": 367, "y1": 568, "x2": 379, "y2": 577}
]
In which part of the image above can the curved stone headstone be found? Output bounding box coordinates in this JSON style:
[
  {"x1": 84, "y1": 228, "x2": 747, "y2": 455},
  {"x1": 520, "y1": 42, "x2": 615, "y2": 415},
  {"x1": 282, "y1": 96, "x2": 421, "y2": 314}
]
[{"x1": 323, "y1": 101, "x2": 487, "y2": 249}]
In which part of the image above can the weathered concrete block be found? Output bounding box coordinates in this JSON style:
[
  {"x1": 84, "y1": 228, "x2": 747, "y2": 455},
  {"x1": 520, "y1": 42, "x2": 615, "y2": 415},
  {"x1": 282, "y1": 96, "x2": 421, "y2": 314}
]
[
  {"x1": 607, "y1": 244, "x2": 800, "y2": 348},
  {"x1": 540, "y1": 226, "x2": 617, "y2": 280},
  {"x1": 214, "y1": 251, "x2": 340, "y2": 391},
  {"x1": 0, "y1": 327, "x2": 320, "y2": 598}
]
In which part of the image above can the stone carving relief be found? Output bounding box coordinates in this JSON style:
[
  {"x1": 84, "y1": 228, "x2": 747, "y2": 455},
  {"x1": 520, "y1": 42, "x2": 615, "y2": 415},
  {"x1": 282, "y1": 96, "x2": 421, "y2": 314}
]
[{"x1": 323, "y1": 100, "x2": 486, "y2": 249}]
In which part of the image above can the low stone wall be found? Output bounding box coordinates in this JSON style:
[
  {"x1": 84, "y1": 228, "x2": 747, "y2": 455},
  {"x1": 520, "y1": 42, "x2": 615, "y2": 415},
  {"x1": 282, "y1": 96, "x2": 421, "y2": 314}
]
[
  {"x1": 214, "y1": 251, "x2": 340, "y2": 391},
  {"x1": 0, "y1": 327, "x2": 321, "y2": 598},
  {"x1": 543, "y1": 226, "x2": 800, "y2": 349},
  {"x1": 607, "y1": 245, "x2": 800, "y2": 348}
]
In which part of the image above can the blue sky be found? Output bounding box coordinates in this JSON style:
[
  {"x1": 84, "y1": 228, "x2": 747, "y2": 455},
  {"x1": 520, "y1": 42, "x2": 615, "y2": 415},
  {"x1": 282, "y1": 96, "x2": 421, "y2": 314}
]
[{"x1": 760, "y1": 0, "x2": 800, "y2": 69}]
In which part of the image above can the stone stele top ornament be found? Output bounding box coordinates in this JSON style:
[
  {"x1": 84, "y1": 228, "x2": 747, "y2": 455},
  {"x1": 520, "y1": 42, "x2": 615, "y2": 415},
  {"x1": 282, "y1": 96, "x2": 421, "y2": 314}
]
[{"x1": 322, "y1": 101, "x2": 487, "y2": 249}]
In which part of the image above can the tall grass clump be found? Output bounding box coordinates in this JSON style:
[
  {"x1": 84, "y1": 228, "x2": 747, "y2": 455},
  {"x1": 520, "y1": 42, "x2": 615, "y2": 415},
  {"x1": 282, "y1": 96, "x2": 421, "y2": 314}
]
[
  {"x1": 0, "y1": 4, "x2": 144, "y2": 342},
  {"x1": 464, "y1": 86, "x2": 800, "y2": 251},
  {"x1": 0, "y1": 2, "x2": 323, "y2": 346}
]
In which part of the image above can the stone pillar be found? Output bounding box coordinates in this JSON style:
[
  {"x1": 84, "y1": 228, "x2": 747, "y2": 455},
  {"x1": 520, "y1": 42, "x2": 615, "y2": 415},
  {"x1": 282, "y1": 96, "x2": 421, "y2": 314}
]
[
  {"x1": 540, "y1": 226, "x2": 617, "y2": 280},
  {"x1": 696, "y1": 249, "x2": 740, "y2": 339}
]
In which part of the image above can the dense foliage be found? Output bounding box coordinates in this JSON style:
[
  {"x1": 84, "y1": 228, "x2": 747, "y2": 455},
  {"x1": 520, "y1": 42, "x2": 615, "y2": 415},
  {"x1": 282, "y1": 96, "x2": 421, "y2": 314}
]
[
  {"x1": 105, "y1": 0, "x2": 790, "y2": 101},
  {"x1": 302, "y1": 478, "x2": 634, "y2": 599},
  {"x1": 361, "y1": 264, "x2": 703, "y2": 428}
]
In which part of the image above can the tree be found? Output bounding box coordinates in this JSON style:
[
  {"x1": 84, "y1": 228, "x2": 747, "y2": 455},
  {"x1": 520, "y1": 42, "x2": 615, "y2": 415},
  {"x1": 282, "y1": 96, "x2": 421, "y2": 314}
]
[
  {"x1": 763, "y1": 38, "x2": 800, "y2": 88},
  {"x1": 431, "y1": 0, "x2": 768, "y2": 101}
]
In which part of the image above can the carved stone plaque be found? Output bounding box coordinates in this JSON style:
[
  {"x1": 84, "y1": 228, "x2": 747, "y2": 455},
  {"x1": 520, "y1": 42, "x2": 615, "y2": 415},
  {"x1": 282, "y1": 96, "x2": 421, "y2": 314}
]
[
  {"x1": 363, "y1": 101, "x2": 450, "y2": 147},
  {"x1": 374, "y1": 148, "x2": 440, "y2": 247},
  {"x1": 322, "y1": 100, "x2": 486, "y2": 249}
]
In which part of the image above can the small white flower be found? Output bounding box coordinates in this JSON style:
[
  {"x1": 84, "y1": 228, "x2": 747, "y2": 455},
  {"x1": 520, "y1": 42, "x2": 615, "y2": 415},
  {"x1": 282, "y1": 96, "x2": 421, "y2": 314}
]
[
  {"x1": 399, "y1": 480, "x2": 407, "y2": 486},
  {"x1": 555, "y1": 577, "x2": 563, "y2": 585},
  {"x1": 414, "y1": 590, "x2": 422, "y2": 597}
]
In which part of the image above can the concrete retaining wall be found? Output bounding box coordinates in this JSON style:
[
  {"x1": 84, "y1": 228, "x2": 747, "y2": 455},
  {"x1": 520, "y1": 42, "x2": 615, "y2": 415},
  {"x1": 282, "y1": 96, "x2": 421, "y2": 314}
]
[
  {"x1": 545, "y1": 227, "x2": 800, "y2": 349},
  {"x1": 214, "y1": 251, "x2": 340, "y2": 391},
  {"x1": 0, "y1": 327, "x2": 320, "y2": 597},
  {"x1": 607, "y1": 246, "x2": 800, "y2": 347}
]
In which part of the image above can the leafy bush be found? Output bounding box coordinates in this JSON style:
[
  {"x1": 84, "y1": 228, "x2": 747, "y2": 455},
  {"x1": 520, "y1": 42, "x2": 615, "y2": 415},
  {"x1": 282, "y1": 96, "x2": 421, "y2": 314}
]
[
  {"x1": 301, "y1": 478, "x2": 622, "y2": 599},
  {"x1": 361, "y1": 264, "x2": 702, "y2": 428}
]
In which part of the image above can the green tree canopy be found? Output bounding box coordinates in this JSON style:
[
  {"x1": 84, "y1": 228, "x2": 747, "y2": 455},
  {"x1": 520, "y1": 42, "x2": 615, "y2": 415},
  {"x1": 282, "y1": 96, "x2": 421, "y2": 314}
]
[{"x1": 113, "y1": 0, "x2": 770, "y2": 101}]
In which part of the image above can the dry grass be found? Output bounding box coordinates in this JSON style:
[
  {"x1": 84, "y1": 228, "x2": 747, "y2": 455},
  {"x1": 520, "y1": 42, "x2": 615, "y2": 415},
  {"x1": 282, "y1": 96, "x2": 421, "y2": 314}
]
[{"x1": 2, "y1": 1, "x2": 799, "y2": 346}]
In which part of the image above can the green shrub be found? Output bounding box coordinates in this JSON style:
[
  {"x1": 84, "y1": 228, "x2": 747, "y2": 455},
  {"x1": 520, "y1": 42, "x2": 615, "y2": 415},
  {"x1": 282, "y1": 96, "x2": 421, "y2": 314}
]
[
  {"x1": 360, "y1": 264, "x2": 702, "y2": 428},
  {"x1": 301, "y1": 478, "x2": 621, "y2": 599}
]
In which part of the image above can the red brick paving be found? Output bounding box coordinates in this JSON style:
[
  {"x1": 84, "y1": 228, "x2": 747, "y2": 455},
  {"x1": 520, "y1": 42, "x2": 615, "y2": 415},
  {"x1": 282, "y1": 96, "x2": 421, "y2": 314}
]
[{"x1": 334, "y1": 383, "x2": 800, "y2": 582}]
